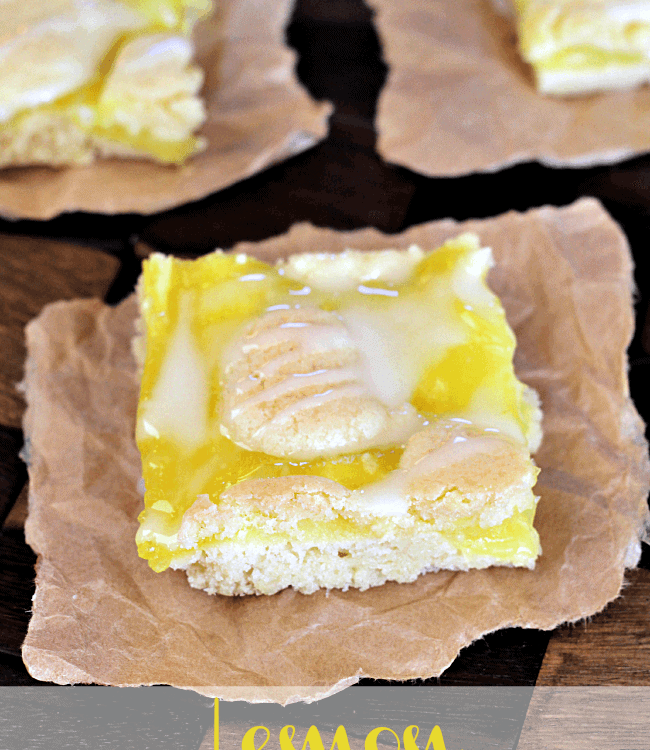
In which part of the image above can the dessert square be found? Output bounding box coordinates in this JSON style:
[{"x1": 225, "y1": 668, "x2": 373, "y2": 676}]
[
  {"x1": 0, "y1": 0, "x2": 331, "y2": 220},
  {"x1": 0, "y1": 0, "x2": 211, "y2": 167},
  {"x1": 502, "y1": 0, "x2": 650, "y2": 95},
  {"x1": 374, "y1": 0, "x2": 650, "y2": 178},
  {"x1": 135, "y1": 235, "x2": 543, "y2": 595}
]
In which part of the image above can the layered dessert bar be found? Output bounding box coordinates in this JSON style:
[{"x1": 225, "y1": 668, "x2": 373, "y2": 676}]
[
  {"x1": 497, "y1": 0, "x2": 650, "y2": 95},
  {"x1": 0, "y1": 0, "x2": 211, "y2": 167},
  {"x1": 134, "y1": 236, "x2": 543, "y2": 595}
]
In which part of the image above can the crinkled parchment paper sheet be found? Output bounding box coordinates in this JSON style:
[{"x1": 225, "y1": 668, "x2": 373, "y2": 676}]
[
  {"x1": 372, "y1": 0, "x2": 650, "y2": 176},
  {"x1": 21, "y1": 198, "x2": 650, "y2": 702},
  {"x1": 0, "y1": 0, "x2": 330, "y2": 221}
]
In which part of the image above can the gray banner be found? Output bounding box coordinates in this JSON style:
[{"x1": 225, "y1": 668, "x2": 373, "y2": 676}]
[
  {"x1": 0, "y1": 686, "x2": 213, "y2": 750},
  {"x1": 1, "y1": 687, "x2": 649, "y2": 750}
]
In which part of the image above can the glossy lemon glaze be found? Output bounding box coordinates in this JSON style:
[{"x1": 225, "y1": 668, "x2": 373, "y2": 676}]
[{"x1": 136, "y1": 237, "x2": 540, "y2": 572}]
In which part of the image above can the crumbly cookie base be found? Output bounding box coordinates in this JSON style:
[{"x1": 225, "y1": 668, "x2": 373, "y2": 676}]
[
  {"x1": 177, "y1": 530, "x2": 537, "y2": 596},
  {"x1": 0, "y1": 110, "x2": 134, "y2": 168},
  {"x1": 0, "y1": 109, "x2": 204, "y2": 168},
  {"x1": 537, "y1": 63, "x2": 650, "y2": 96}
]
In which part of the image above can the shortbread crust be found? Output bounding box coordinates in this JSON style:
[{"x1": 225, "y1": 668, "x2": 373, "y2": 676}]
[{"x1": 135, "y1": 236, "x2": 543, "y2": 595}]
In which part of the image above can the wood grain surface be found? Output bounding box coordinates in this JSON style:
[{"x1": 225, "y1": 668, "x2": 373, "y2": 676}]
[
  {"x1": 518, "y1": 687, "x2": 650, "y2": 749},
  {"x1": 0, "y1": 427, "x2": 27, "y2": 528},
  {"x1": 0, "y1": 528, "x2": 37, "y2": 657},
  {"x1": 537, "y1": 568, "x2": 650, "y2": 685},
  {"x1": 0, "y1": 234, "x2": 119, "y2": 428}
]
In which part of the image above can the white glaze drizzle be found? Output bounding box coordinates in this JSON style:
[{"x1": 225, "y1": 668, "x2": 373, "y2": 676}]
[
  {"x1": 141, "y1": 296, "x2": 208, "y2": 448},
  {"x1": 350, "y1": 435, "x2": 506, "y2": 516}
]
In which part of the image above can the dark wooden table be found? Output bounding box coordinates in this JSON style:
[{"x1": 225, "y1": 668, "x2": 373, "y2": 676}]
[{"x1": 1, "y1": 0, "x2": 649, "y2": 689}]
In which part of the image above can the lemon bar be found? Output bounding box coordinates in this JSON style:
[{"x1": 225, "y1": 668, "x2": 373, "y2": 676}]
[
  {"x1": 498, "y1": 0, "x2": 650, "y2": 95},
  {"x1": 134, "y1": 236, "x2": 543, "y2": 596},
  {"x1": 0, "y1": 0, "x2": 211, "y2": 168}
]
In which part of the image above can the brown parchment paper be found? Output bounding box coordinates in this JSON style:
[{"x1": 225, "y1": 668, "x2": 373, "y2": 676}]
[
  {"x1": 0, "y1": 0, "x2": 330, "y2": 221},
  {"x1": 21, "y1": 198, "x2": 650, "y2": 702},
  {"x1": 373, "y1": 0, "x2": 650, "y2": 176}
]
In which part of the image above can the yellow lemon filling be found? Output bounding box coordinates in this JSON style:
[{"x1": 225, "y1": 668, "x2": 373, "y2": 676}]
[
  {"x1": 0, "y1": 0, "x2": 210, "y2": 166},
  {"x1": 154, "y1": 510, "x2": 540, "y2": 576},
  {"x1": 135, "y1": 235, "x2": 542, "y2": 583}
]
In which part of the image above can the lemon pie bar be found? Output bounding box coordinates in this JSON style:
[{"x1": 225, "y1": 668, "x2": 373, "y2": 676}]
[
  {"x1": 0, "y1": 0, "x2": 211, "y2": 167},
  {"x1": 497, "y1": 0, "x2": 650, "y2": 95},
  {"x1": 134, "y1": 236, "x2": 543, "y2": 595}
]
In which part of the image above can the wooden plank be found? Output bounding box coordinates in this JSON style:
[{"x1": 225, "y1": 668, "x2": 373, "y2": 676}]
[
  {"x1": 3, "y1": 484, "x2": 28, "y2": 529},
  {"x1": 518, "y1": 687, "x2": 650, "y2": 750},
  {"x1": 0, "y1": 426, "x2": 27, "y2": 528},
  {"x1": 0, "y1": 528, "x2": 37, "y2": 657},
  {"x1": 536, "y1": 567, "x2": 650, "y2": 685},
  {"x1": 0, "y1": 653, "x2": 45, "y2": 686},
  {"x1": 0, "y1": 234, "x2": 119, "y2": 428}
]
